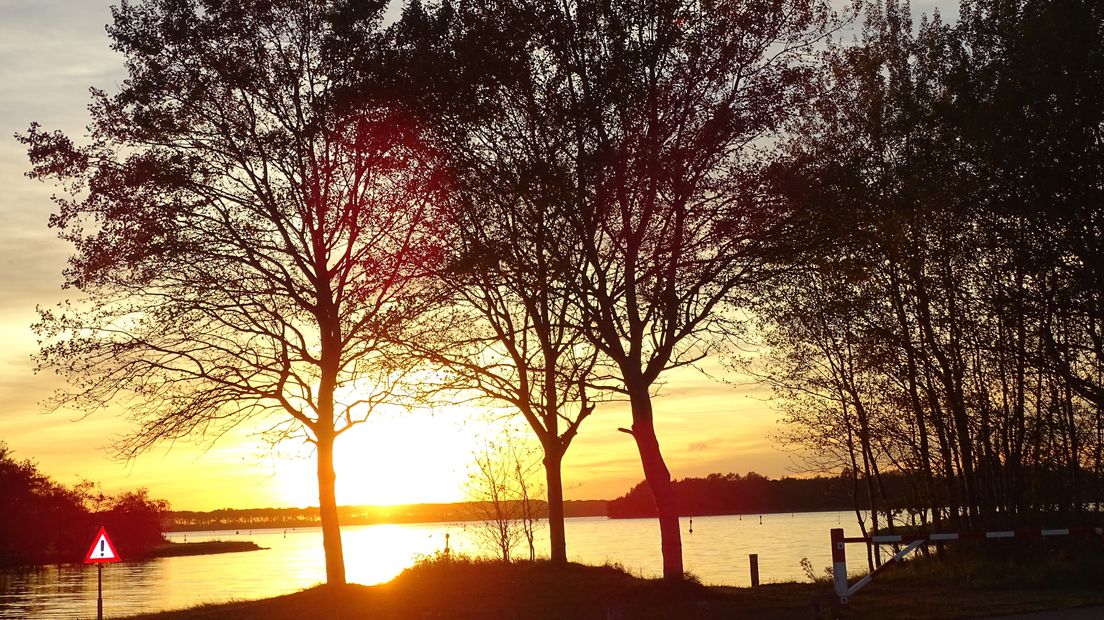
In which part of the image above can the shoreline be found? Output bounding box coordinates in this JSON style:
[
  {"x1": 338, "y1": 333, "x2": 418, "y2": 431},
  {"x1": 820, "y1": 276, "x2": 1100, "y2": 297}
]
[{"x1": 118, "y1": 558, "x2": 1104, "y2": 620}]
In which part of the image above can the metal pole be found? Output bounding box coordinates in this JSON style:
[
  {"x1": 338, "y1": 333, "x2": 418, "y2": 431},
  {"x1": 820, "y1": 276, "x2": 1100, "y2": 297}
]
[
  {"x1": 749, "y1": 553, "x2": 759, "y2": 587},
  {"x1": 97, "y1": 562, "x2": 103, "y2": 620}
]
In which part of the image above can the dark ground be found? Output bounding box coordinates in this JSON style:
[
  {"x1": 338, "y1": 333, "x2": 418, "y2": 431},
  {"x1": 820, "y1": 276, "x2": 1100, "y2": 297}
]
[{"x1": 123, "y1": 551, "x2": 1104, "y2": 620}]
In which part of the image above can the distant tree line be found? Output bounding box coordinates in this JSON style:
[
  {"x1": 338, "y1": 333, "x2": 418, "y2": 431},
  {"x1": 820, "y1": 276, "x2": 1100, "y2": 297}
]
[
  {"x1": 0, "y1": 443, "x2": 167, "y2": 566},
  {"x1": 758, "y1": 0, "x2": 1104, "y2": 540},
  {"x1": 165, "y1": 500, "x2": 607, "y2": 532},
  {"x1": 606, "y1": 472, "x2": 905, "y2": 518},
  {"x1": 607, "y1": 470, "x2": 1104, "y2": 520}
]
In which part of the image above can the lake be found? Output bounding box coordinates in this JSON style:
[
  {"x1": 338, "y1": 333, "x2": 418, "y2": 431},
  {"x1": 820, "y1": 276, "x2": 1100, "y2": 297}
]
[{"x1": 0, "y1": 511, "x2": 863, "y2": 619}]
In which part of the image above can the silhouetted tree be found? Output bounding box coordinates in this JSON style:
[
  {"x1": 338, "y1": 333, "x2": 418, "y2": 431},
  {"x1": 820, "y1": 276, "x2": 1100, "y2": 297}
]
[
  {"x1": 955, "y1": 0, "x2": 1104, "y2": 426},
  {"x1": 360, "y1": 0, "x2": 605, "y2": 567},
  {"x1": 381, "y1": 0, "x2": 835, "y2": 581},
  {"x1": 0, "y1": 443, "x2": 167, "y2": 565},
  {"x1": 20, "y1": 0, "x2": 443, "y2": 585},
  {"x1": 761, "y1": 0, "x2": 1104, "y2": 533},
  {"x1": 423, "y1": 192, "x2": 599, "y2": 566},
  {"x1": 542, "y1": 0, "x2": 834, "y2": 580},
  {"x1": 0, "y1": 443, "x2": 87, "y2": 565},
  {"x1": 93, "y1": 489, "x2": 170, "y2": 558}
]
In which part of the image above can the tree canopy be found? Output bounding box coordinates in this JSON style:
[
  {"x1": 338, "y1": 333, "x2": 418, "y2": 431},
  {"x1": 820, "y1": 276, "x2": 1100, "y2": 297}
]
[
  {"x1": 758, "y1": 0, "x2": 1104, "y2": 541},
  {"x1": 0, "y1": 443, "x2": 167, "y2": 566},
  {"x1": 22, "y1": 0, "x2": 444, "y2": 584},
  {"x1": 370, "y1": 0, "x2": 837, "y2": 580}
]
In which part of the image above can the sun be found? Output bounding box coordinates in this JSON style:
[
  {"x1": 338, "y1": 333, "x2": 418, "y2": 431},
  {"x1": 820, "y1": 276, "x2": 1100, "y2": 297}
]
[{"x1": 272, "y1": 407, "x2": 488, "y2": 507}]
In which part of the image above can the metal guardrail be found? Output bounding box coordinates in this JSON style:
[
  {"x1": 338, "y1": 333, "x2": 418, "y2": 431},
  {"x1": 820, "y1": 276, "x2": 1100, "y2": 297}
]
[{"x1": 830, "y1": 525, "x2": 1104, "y2": 604}]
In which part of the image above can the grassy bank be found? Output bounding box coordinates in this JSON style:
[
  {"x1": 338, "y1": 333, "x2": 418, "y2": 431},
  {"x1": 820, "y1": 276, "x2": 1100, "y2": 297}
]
[
  {"x1": 123, "y1": 547, "x2": 1104, "y2": 620},
  {"x1": 145, "y1": 540, "x2": 265, "y2": 559}
]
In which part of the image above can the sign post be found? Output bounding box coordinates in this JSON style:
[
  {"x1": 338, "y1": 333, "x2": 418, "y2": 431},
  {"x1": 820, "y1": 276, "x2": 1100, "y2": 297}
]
[{"x1": 84, "y1": 526, "x2": 121, "y2": 620}]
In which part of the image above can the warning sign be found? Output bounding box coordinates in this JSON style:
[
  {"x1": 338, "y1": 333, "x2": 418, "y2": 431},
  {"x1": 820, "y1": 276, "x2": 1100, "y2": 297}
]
[{"x1": 84, "y1": 527, "x2": 121, "y2": 564}]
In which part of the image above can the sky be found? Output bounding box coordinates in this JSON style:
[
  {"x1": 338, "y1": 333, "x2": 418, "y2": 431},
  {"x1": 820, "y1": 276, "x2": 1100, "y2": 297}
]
[{"x1": 0, "y1": 0, "x2": 957, "y2": 512}]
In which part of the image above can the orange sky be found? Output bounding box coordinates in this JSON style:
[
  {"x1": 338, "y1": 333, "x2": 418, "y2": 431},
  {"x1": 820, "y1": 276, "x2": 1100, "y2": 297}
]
[{"x1": 0, "y1": 0, "x2": 952, "y2": 512}]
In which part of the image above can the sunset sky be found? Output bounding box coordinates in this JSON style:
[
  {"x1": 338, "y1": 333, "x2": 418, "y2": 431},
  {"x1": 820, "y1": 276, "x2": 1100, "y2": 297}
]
[{"x1": 0, "y1": 0, "x2": 956, "y2": 512}]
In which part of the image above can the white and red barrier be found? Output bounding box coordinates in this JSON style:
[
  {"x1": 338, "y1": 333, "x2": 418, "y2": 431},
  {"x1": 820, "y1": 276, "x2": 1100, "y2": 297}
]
[{"x1": 831, "y1": 525, "x2": 1104, "y2": 603}]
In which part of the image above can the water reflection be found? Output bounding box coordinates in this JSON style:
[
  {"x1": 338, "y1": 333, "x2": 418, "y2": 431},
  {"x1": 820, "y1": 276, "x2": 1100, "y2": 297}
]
[
  {"x1": 0, "y1": 512, "x2": 862, "y2": 619},
  {"x1": 0, "y1": 561, "x2": 159, "y2": 619}
]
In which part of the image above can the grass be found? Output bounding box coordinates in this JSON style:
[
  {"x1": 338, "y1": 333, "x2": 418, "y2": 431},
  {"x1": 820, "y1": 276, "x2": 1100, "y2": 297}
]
[
  {"x1": 146, "y1": 540, "x2": 266, "y2": 558},
  {"x1": 123, "y1": 544, "x2": 1104, "y2": 619}
]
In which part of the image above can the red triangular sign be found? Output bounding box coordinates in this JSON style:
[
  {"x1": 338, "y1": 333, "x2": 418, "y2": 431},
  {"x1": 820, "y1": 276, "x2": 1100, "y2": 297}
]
[{"x1": 84, "y1": 526, "x2": 122, "y2": 563}]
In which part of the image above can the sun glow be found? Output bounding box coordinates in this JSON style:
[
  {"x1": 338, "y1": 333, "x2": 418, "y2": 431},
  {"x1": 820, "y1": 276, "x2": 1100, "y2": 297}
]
[{"x1": 272, "y1": 408, "x2": 486, "y2": 507}]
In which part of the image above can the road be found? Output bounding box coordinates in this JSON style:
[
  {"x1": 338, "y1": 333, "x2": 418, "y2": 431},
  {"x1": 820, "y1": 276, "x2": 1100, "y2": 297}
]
[{"x1": 985, "y1": 607, "x2": 1104, "y2": 619}]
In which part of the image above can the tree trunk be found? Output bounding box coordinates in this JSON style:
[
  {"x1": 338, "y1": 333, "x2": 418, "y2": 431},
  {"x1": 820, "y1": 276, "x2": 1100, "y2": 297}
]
[
  {"x1": 544, "y1": 449, "x2": 568, "y2": 565},
  {"x1": 628, "y1": 386, "x2": 683, "y2": 581},
  {"x1": 889, "y1": 262, "x2": 937, "y2": 527},
  {"x1": 316, "y1": 431, "x2": 346, "y2": 585}
]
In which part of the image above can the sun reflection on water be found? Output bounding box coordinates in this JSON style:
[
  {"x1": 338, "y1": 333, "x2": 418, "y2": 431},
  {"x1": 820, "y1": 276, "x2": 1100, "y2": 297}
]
[
  {"x1": 343, "y1": 522, "x2": 484, "y2": 584},
  {"x1": 2, "y1": 513, "x2": 868, "y2": 619}
]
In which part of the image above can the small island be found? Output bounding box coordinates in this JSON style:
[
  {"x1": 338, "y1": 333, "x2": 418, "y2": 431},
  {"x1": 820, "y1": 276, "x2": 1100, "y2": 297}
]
[{"x1": 145, "y1": 540, "x2": 266, "y2": 559}]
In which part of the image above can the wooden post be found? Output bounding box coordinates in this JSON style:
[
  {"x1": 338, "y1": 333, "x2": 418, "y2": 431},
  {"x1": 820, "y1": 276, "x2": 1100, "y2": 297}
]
[{"x1": 749, "y1": 553, "x2": 759, "y2": 587}]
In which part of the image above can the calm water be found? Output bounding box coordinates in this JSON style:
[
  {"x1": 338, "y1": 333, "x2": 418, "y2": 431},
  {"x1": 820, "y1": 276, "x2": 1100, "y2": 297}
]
[{"x1": 0, "y1": 512, "x2": 864, "y2": 619}]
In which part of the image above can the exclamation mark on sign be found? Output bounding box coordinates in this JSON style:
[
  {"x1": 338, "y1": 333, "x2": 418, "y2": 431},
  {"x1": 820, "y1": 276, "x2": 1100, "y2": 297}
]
[{"x1": 100, "y1": 539, "x2": 105, "y2": 556}]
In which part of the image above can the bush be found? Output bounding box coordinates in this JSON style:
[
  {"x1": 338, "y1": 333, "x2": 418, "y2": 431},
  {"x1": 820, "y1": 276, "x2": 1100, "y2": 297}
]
[{"x1": 0, "y1": 442, "x2": 168, "y2": 566}]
